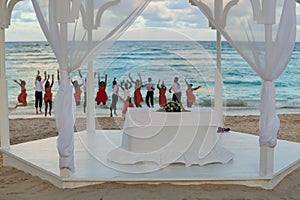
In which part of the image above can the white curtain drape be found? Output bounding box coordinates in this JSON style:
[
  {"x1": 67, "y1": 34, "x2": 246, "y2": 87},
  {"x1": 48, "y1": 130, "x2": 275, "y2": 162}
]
[
  {"x1": 190, "y1": 0, "x2": 296, "y2": 147},
  {"x1": 31, "y1": 0, "x2": 150, "y2": 172}
]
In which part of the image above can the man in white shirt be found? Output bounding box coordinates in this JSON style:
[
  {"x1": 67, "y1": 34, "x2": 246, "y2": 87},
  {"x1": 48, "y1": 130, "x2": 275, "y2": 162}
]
[
  {"x1": 35, "y1": 70, "x2": 46, "y2": 114},
  {"x1": 169, "y1": 76, "x2": 182, "y2": 103}
]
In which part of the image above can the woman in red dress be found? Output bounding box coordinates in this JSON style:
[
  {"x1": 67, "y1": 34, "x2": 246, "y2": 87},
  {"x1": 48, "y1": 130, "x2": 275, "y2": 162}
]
[
  {"x1": 14, "y1": 79, "x2": 27, "y2": 109},
  {"x1": 129, "y1": 72, "x2": 143, "y2": 107},
  {"x1": 95, "y1": 73, "x2": 108, "y2": 105},
  {"x1": 44, "y1": 74, "x2": 54, "y2": 116},
  {"x1": 157, "y1": 80, "x2": 167, "y2": 107}
]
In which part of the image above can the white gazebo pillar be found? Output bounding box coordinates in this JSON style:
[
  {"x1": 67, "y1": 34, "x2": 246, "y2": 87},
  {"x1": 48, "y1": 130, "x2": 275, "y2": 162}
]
[
  {"x1": 214, "y1": 0, "x2": 223, "y2": 125},
  {"x1": 0, "y1": 24, "x2": 9, "y2": 148},
  {"x1": 259, "y1": 26, "x2": 274, "y2": 176},
  {"x1": 86, "y1": 0, "x2": 96, "y2": 133},
  {"x1": 259, "y1": 0, "x2": 276, "y2": 177},
  {"x1": 82, "y1": 0, "x2": 120, "y2": 133},
  {"x1": 190, "y1": 0, "x2": 238, "y2": 125},
  {"x1": 0, "y1": 0, "x2": 23, "y2": 148}
]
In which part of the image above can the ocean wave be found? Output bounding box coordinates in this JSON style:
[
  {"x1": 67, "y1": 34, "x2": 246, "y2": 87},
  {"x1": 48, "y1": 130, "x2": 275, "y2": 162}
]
[
  {"x1": 4, "y1": 41, "x2": 300, "y2": 111},
  {"x1": 223, "y1": 80, "x2": 261, "y2": 86},
  {"x1": 200, "y1": 99, "x2": 248, "y2": 107},
  {"x1": 225, "y1": 99, "x2": 248, "y2": 107}
]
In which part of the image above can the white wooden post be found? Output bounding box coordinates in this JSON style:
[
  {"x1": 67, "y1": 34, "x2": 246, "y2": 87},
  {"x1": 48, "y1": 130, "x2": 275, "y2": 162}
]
[
  {"x1": 0, "y1": 0, "x2": 24, "y2": 148},
  {"x1": 214, "y1": 0, "x2": 223, "y2": 125},
  {"x1": 84, "y1": 0, "x2": 120, "y2": 133},
  {"x1": 260, "y1": 146, "x2": 274, "y2": 176},
  {"x1": 259, "y1": 0, "x2": 276, "y2": 177},
  {"x1": 86, "y1": 61, "x2": 96, "y2": 133},
  {"x1": 0, "y1": 27, "x2": 10, "y2": 148},
  {"x1": 86, "y1": 0, "x2": 96, "y2": 133},
  {"x1": 260, "y1": 8, "x2": 275, "y2": 177}
]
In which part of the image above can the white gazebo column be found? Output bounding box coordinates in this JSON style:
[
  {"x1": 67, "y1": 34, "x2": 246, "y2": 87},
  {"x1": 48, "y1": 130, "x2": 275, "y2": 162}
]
[
  {"x1": 0, "y1": 0, "x2": 23, "y2": 148},
  {"x1": 86, "y1": 0, "x2": 96, "y2": 133},
  {"x1": 214, "y1": 0, "x2": 223, "y2": 125},
  {"x1": 260, "y1": 0, "x2": 276, "y2": 176},
  {"x1": 190, "y1": 0, "x2": 238, "y2": 125},
  {"x1": 83, "y1": 0, "x2": 120, "y2": 133},
  {"x1": 86, "y1": 64, "x2": 96, "y2": 133},
  {"x1": 260, "y1": 146, "x2": 274, "y2": 176},
  {"x1": 259, "y1": 30, "x2": 274, "y2": 175},
  {"x1": 214, "y1": 30, "x2": 223, "y2": 125},
  {"x1": 0, "y1": 26, "x2": 10, "y2": 148}
]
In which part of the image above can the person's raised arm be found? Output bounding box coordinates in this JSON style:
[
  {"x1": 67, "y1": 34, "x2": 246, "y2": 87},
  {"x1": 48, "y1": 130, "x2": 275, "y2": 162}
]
[
  {"x1": 104, "y1": 74, "x2": 107, "y2": 84},
  {"x1": 57, "y1": 69, "x2": 60, "y2": 81},
  {"x1": 43, "y1": 71, "x2": 47, "y2": 82},
  {"x1": 138, "y1": 73, "x2": 142, "y2": 85},
  {"x1": 97, "y1": 72, "x2": 100, "y2": 85},
  {"x1": 128, "y1": 73, "x2": 136, "y2": 84},
  {"x1": 104, "y1": 74, "x2": 108, "y2": 89},
  {"x1": 169, "y1": 85, "x2": 173, "y2": 93},
  {"x1": 14, "y1": 80, "x2": 21, "y2": 87},
  {"x1": 78, "y1": 69, "x2": 86, "y2": 86},
  {"x1": 35, "y1": 70, "x2": 40, "y2": 81},
  {"x1": 78, "y1": 69, "x2": 82, "y2": 79},
  {"x1": 120, "y1": 80, "x2": 125, "y2": 91},
  {"x1": 50, "y1": 74, "x2": 54, "y2": 87},
  {"x1": 157, "y1": 80, "x2": 161, "y2": 89},
  {"x1": 184, "y1": 78, "x2": 189, "y2": 87},
  {"x1": 193, "y1": 85, "x2": 201, "y2": 91},
  {"x1": 127, "y1": 80, "x2": 132, "y2": 89}
]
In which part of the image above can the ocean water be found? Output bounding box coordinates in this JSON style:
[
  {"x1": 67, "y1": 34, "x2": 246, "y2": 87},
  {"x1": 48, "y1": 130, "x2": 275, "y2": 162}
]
[{"x1": 4, "y1": 40, "x2": 300, "y2": 115}]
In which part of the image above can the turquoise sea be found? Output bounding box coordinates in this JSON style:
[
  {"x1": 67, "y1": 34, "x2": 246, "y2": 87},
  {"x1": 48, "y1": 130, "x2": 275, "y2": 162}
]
[{"x1": 4, "y1": 41, "x2": 300, "y2": 116}]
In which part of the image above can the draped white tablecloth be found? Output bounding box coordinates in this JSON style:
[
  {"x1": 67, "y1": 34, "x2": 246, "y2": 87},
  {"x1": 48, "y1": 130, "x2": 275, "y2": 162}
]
[{"x1": 107, "y1": 108, "x2": 233, "y2": 167}]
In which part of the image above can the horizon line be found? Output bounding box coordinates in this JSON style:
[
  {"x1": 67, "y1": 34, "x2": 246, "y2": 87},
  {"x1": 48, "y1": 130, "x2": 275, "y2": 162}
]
[{"x1": 4, "y1": 39, "x2": 218, "y2": 42}]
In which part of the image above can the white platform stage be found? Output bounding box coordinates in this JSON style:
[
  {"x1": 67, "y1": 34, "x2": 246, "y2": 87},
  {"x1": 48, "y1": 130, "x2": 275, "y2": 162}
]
[{"x1": 1, "y1": 130, "x2": 300, "y2": 189}]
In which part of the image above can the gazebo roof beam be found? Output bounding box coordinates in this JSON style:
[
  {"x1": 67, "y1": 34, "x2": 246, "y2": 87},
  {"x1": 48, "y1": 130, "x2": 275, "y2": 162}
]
[{"x1": 0, "y1": 0, "x2": 23, "y2": 28}]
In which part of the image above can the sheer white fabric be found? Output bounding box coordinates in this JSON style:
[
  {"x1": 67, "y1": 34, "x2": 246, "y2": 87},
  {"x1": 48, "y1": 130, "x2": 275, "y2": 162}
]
[
  {"x1": 190, "y1": 0, "x2": 296, "y2": 147},
  {"x1": 31, "y1": 0, "x2": 150, "y2": 171}
]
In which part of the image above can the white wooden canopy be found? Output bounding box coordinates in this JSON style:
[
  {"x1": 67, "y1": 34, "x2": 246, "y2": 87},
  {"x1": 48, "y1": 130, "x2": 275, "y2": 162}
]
[{"x1": 0, "y1": 0, "x2": 298, "y2": 177}]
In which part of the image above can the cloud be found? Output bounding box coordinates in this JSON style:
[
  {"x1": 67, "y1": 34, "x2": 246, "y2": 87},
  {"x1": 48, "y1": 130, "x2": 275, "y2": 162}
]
[
  {"x1": 133, "y1": 0, "x2": 209, "y2": 30},
  {"x1": 10, "y1": 1, "x2": 36, "y2": 23},
  {"x1": 4, "y1": 0, "x2": 300, "y2": 41},
  {"x1": 6, "y1": 21, "x2": 46, "y2": 41},
  {"x1": 166, "y1": 0, "x2": 193, "y2": 10}
]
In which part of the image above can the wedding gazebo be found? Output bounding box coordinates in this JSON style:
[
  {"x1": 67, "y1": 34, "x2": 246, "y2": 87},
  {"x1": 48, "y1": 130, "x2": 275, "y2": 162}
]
[{"x1": 0, "y1": 0, "x2": 300, "y2": 189}]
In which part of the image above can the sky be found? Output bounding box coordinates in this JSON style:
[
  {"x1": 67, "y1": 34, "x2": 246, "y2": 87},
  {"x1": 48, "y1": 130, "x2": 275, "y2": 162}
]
[{"x1": 4, "y1": 0, "x2": 300, "y2": 41}]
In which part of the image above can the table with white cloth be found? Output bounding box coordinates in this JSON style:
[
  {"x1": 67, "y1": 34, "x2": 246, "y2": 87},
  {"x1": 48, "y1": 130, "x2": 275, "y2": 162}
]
[{"x1": 107, "y1": 108, "x2": 234, "y2": 167}]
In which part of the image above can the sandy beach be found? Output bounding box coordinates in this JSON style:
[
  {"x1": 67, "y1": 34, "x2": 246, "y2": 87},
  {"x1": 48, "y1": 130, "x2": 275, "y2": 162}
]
[{"x1": 0, "y1": 114, "x2": 299, "y2": 200}]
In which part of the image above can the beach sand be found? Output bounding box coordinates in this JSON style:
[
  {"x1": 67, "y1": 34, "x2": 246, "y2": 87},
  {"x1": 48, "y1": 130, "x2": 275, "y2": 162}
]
[{"x1": 0, "y1": 114, "x2": 299, "y2": 199}]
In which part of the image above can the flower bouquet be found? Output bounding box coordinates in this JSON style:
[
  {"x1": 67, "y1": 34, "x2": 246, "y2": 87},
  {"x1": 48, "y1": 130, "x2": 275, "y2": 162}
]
[{"x1": 164, "y1": 101, "x2": 181, "y2": 112}]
